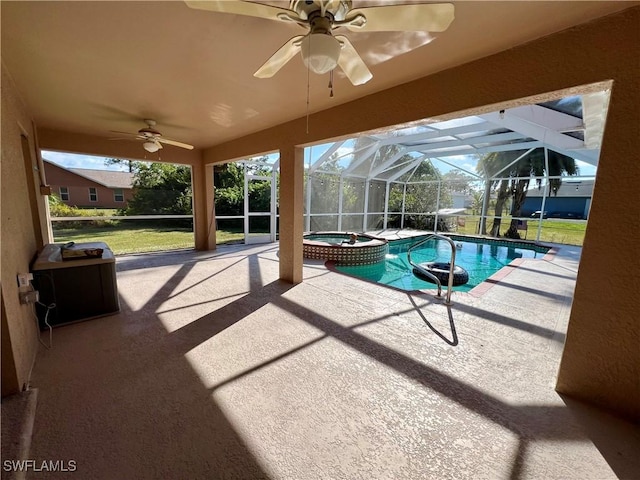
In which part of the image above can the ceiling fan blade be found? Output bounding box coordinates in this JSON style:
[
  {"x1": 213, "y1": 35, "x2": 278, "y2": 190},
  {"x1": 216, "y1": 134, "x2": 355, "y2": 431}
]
[
  {"x1": 184, "y1": 0, "x2": 296, "y2": 22},
  {"x1": 254, "y1": 35, "x2": 304, "y2": 79},
  {"x1": 108, "y1": 137, "x2": 137, "y2": 141},
  {"x1": 157, "y1": 138, "x2": 194, "y2": 150},
  {"x1": 346, "y1": 3, "x2": 454, "y2": 33},
  {"x1": 335, "y1": 36, "x2": 372, "y2": 86},
  {"x1": 109, "y1": 130, "x2": 142, "y2": 138}
]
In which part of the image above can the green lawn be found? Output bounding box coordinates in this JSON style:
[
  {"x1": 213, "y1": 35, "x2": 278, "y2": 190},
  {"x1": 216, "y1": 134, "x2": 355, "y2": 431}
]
[
  {"x1": 52, "y1": 216, "x2": 587, "y2": 256},
  {"x1": 455, "y1": 215, "x2": 587, "y2": 246},
  {"x1": 53, "y1": 225, "x2": 244, "y2": 255}
]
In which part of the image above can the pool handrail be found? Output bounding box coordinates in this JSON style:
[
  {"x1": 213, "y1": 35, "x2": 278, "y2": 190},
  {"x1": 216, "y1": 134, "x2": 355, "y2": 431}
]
[{"x1": 407, "y1": 233, "x2": 457, "y2": 305}]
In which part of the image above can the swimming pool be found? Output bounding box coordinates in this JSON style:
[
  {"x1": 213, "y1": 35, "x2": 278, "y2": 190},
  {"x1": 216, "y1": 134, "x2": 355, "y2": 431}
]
[{"x1": 334, "y1": 235, "x2": 550, "y2": 292}]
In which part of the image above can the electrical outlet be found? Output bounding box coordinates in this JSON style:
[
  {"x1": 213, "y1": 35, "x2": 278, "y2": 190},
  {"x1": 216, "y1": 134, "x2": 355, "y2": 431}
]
[
  {"x1": 17, "y1": 273, "x2": 33, "y2": 287},
  {"x1": 19, "y1": 291, "x2": 39, "y2": 305}
]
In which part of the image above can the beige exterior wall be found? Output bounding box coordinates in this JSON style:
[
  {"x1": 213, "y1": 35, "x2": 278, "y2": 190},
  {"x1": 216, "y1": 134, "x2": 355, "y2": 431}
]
[
  {"x1": 1, "y1": 65, "x2": 47, "y2": 395},
  {"x1": 554, "y1": 9, "x2": 640, "y2": 416},
  {"x1": 202, "y1": 8, "x2": 640, "y2": 419}
]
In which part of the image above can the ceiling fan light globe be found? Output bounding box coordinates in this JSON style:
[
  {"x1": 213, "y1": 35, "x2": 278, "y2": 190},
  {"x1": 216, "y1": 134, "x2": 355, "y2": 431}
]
[
  {"x1": 143, "y1": 141, "x2": 160, "y2": 153},
  {"x1": 301, "y1": 33, "x2": 341, "y2": 74}
]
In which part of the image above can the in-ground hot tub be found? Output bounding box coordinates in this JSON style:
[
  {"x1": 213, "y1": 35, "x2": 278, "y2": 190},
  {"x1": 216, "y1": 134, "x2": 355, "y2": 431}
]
[{"x1": 303, "y1": 231, "x2": 388, "y2": 266}]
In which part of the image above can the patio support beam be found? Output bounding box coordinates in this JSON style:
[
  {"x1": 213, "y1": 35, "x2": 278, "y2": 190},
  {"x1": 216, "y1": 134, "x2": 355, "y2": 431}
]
[
  {"x1": 192, "y1": 159, "x2": 214, "y2": 250},
  {"x1": 481, "y1": 107, "x2": 585, "y2": 149},
  {"x1": 415, "y1": 141, "x2": 543, "y2": 159},
  {"x1": 404, "y1": 131, "x2": 524, "y2": 154},
  {"x1": 279, "y1": 145, "x2": 305, "y2": 283},
  {"x1": 389, "y1": 122, "x2": 493, "y2": 146}
]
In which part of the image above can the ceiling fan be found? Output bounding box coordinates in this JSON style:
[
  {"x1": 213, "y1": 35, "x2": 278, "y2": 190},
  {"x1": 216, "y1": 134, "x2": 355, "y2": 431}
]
[
  {"x1": 185, "y1": 0, "x2": 455, "y2": 85},
  {"x1": 110, "y1": 119, "x2": 194, "y2": 153}
]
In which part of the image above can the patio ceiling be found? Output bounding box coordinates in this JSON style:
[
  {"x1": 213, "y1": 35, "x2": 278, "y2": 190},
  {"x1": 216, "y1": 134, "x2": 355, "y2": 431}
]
[{"x1": 0, "y1": 1, "x2": 633, "y2": 154}]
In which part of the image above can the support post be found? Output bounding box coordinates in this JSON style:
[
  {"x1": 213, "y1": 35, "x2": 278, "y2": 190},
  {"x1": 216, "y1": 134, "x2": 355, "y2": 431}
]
[
  {"x1": 192, "y1": 159, "x2": 214, "y2": 250},
  {"x1": 279, "y1": 145, "x2": 304, "y2": 283}
]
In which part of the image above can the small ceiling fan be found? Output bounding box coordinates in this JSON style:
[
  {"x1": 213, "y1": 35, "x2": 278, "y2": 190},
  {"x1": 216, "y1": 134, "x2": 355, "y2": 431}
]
[
  {"x1": 110, "y1": 119, "x2": 194, "y2": 153},
  {"x1": 185, "y1": 0, "x2": 455, "y2": 85}
]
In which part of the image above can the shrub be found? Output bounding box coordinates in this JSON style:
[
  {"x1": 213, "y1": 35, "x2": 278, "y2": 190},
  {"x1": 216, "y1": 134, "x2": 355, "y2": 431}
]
[{"x1": 48, "y1": 195, "x2": 117, "y2": 228}]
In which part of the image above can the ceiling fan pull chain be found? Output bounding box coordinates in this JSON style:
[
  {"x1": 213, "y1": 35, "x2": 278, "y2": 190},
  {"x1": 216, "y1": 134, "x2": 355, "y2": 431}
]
[
  {"x1": 328, "y1": 70, "x2": 334, "y2": 98},
  {"x1": 306, "y1": 34, "x2": 311, "y2": 134}
]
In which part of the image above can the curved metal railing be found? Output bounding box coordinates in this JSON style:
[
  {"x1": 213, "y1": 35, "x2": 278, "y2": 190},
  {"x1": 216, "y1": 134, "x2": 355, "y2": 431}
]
[{"x1": 407, "y1": 233, "x2": 457, "y2": 305}]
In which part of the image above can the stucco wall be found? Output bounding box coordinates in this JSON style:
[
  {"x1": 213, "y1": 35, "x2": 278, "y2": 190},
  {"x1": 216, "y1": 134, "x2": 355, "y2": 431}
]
[
  {"x1": 555, "y1": 9, "x2": 640, "y2": 418},
  {"x1": 1, "y1": 65, "x2": 43, "y2": 394}
]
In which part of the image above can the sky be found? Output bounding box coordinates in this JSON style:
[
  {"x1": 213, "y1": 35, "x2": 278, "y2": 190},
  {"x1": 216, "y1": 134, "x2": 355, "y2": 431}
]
[
  {"x1": 42, "y1": 151, "x2": 130, "y2": 171},
  {"x1": 43, "y1": 147, "x2": 597, "y2": 178}
]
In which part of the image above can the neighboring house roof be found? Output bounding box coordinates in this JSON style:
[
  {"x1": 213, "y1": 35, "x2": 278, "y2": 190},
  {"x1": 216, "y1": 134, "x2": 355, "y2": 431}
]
[
  {"x1": 44, "y1": 159, "x2": 134, "y2": 189},
  {"x1": 68, "y1": 168, "x2": 134, "y2": 189}
]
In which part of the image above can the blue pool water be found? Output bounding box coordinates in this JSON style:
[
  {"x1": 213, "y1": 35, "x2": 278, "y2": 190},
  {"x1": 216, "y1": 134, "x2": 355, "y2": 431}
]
[
  {"x1": 335, "y1": 235, "x2": 549, "y2": 292},
  {"x1": 305, "y1": 234, "x2": 370, "y2": 244}
]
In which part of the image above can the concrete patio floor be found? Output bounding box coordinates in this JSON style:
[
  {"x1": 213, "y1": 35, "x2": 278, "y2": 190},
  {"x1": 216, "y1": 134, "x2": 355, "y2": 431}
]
[{"x1": 17, "y1": 240, "x2": 640, "y2": 479}]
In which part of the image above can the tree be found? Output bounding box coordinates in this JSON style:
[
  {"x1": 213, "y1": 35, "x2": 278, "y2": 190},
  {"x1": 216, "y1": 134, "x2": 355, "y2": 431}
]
[
  {"x1": 214, "y1": 162, "x2": 244, "y2": 217},
  {"x1": 477, "y1": 148, "x2": 578, "y2": 238},
  {"x1": 105, "y1": 158, "x2": 136, "y2": 172},
  {"x1": 441, "y1": 170, "x2": 475, "y2": 194},
  {"x1": 388, "y1": 158, "x2": 445, "y2": 230},
  {"x1": 471, "y1": 190, "x2": 484, "y2": 216},
  {"x1": 305, "y1": 149, "x2": 355, "y2": 230},
  {"x1": 123, "y1": 163, "x2": 192, "y2": 216},
  {"x1": 214, "y1": 160, "x2": 275, "y2": 231}
]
